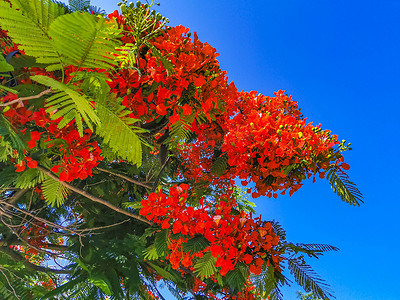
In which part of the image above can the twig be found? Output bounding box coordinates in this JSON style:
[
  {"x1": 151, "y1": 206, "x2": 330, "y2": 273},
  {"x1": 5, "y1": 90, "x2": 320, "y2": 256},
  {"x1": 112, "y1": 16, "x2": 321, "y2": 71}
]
[
  {"x1": 77, "y1": 218, "x2": 131, "y2": 233},
  {"x1": 8, "y1": 189, "x2": 28, "y2": 205},
  {"x1": 0, "y1": 246, "x2": 72, "y2": 274},
  {"x1": 152, "y1": 157, "x2": 170, "y2": 192},
  {"x1": 0, "y1": 266, "x2": 20, "y2": 300},
  {"x1": 0, "y1": 237, "x2": 69, "y2": 252},
  {"x1": 96, "y1": 167, "x2": 151, "y2": 189},
  {"x1": 37, "y1": 166, "x2": 153, "y2": 225},
  {"x1": 0, "y1": 88, "x2": 52, "y2": 107},
  {"x1": 0, "y1": 201, "x2": 82, "y2": 236}
]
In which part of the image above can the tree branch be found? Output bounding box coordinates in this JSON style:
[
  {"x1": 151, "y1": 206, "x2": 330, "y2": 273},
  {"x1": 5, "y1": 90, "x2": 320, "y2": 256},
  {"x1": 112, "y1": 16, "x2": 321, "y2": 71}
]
[
  {"x1": 0, "y1": 89, "x2": 52, "y2": 107},
  {"x1": 37, "y1": 166, "x2": 152, "y2": 225},
  {"x1": 0, "y1": 246, "x2": 72, "y2": 274},
  {"x1": 0, "y1": 200, "x2": 82, "y2": 235},
  {"x1": 8, "y1": 189, "x2": 28, "y2": 205},
  {"x1": 0, "y1": 239, "x2": 69, "y2": 252},
  {"x1": 152, "y1": 157, "x2": 170, "y2": 192},
  {"x1": 96, "y1": 167, "x2": 152, "y2": 189}
]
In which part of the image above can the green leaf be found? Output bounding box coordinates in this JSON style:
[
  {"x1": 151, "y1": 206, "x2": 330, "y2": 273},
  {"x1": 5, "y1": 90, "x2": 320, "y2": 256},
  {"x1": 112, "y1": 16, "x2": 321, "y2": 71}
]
[
  {"x1": 0, "y1": 55, "x2": 14, "y2": 72},
  {"x1": 225, "y1": 263, "x2": 248, "y2": 293},
  {"x1": 0, "y1": 0, "x2": 66, "y2": 71},
  {"x1": 155, "y1": 229, "x2": 169, "y2": 257},
  {"x1": 0, "y1": 85, "x2": 18, "y2": 95},
  {"x1": 0, "y1": 114, "x2": 26, "y2": 158},
  {"x1": 31, "y1": 75, "x2": 100, "y2": 136},
  {"x1": 270, "y1": 220, "x2": 286, "y2": 242},
  {"x1": 252, "y1": 264, "x2": 285, "y2": 300},
  {"x1": 288, "y1": 258, "x2": 333, "y2": 299},
  {"x1": 182, "y1": 235, "x2": 210, "y2": 253},
  {"x1": 40, "y1": 277, "x2": 86, "y2": 299},
  {"x1": 0, "y1": 166, "x2": 18, "y2": 188},
  {"x1": 147, "y1": 262, "x2": 177, "y2": 282},
  {"x1": 194, "y1": 251, "x2": 217, "y2": 280},
  {"x1": 14, "y1": 168, "x2": 45, "y2": 189},
  {"x1": 49, "y1": 11, "x2": 121, "y2": 70},
  {"x1": 41, "y1": 175, "x2": 70, "y2": 207},
  {"x1": 326, "y1": 166, "x2": 363, "y2": 206},
  {"x1": 88, "y1": 274, "x2": 112, "y2": 295},
  {"x1": 69, "y1": 0, "x2": 90, "y2": 11},
  {"x1": 296, "y1": 244, "x2": 339, "y2": 253},
  {"x1": 10, "y1": 84, "x2": 44, "y2": 98},
  {"x1": 143, "y1": 244, "x2": 159, "y2": 261},
  {"x1": 96, "y1": 101, "x2": 143, "y2": 166},
  {"x1": 145, "y1": 42, "x2": 175, "y2": 75},
  {"x1": 210, "y1": 153, "x2": 228, "y2": 176}
]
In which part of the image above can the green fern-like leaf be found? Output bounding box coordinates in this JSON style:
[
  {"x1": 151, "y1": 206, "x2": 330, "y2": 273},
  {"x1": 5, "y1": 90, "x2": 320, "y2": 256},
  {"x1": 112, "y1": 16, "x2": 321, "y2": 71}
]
[
  {"x1": 154, "y1": 229, "x2": 169, "y2": 257},
  {"x1": 0, "y1": 0, "x2": 66, "y2": 71},
  {"x1": 288, "y1": 258, "x2": 333, "y2": 299},
  {"x1": 41, "y1": 175, "x2": 70, "y2": 206},
  {"x1": 96, "y1": 102, "x2": 144, "y2": 166},
  {"x1": 326, "y1": 166, "x2": 363, "y2": 206},
  {"x1": 0, "y1": 55, "x2": 14, "y2": 72},
  {"x1": 296, "y1": 244, "x2": 339, "y2": 253},
  {"x1": 146, "y1": 262, "x2": 177, "y2": 282},
  {"x1": 41, "y1": 276, "x2": 86, "y2": 299},
  {"x1": 168, "y1": 112, "x2": 195, "y2": 145},
  {"x1": 48, "y1": 11, "x2": 121, "y2": 70},
  {"x1": 31, "y1": 75, "x2": 100, "y2": 136},
  {"x1": 143, "y1": 245, "x2": 159, "y2": 261},
  {"x1": 252, "y1": 265, "x2": 285, "y2": 300},
  {"x1": 182, "y1": 235, "x2": 210, "y2": 253},
  {"x1": 210, "y1": 153, "x2": 228, "y2": 176},
  {"x1": 0, "y1": 166, "x2": 18, "y2": 189},
  {"x1": 69, "y1": 0, "x2": 90, "y2": 11},
  {"x1": 14, "y1": 168, "x2": 45, "y2": 189},
  {"x1": 270, "y1": 220, "x2": 286, "y2": 241},
  {"x1": 145, "y1": 42, "x2": 175, "y2": 75},
  {"x1": 0, "y1": 114, "x2": 26, "y2": 159},
  {"x1": 72, "y1": 71, "x2": 111, "y2": 103},
  {"x1": 194, "y1": 251, "x2": 217, "y2": 280},
  {"x1": 88, "y1": 274, "x2": 112, "y2": 296},
  {"x1": 225, "y1": 263, "x2": 248, "y2": 293},
  {"x1": 285, "y1": 243, "x2": 338, "y2": 259}
]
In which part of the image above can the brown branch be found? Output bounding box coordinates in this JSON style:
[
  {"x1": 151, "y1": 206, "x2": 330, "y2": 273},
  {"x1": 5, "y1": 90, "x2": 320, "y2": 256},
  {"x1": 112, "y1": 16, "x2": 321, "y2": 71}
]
[
  {"x1": 152, "y1": 157, "x2": 170, "y2": 192},
  {"x1": 0, "y1": 246, "x2": 72, "y2": 274},
  {"x1": 78, "y1": 218, "x2": 131, "y2": 233},
  {"x1": 0, "y1": 266, "x2": 20, "y2": 300},
  {"x1": 0, "y1": 201, "x2": 83, "y2": 236},
  {"x1": 0, "y1": 88, "x2": 52, "y2": 107},
  {"x1": 8, "y1": 189, "x2": 28, "y2": 205},
  {"x1": 37, "y1": 166, "x2": 152, "y2": 225},
  {"x1": 0, "y1": 239, "x2": 69, "y2": 252},
  {"x1": 96, "y1": 167, "x2": 152, "y2": 189}
]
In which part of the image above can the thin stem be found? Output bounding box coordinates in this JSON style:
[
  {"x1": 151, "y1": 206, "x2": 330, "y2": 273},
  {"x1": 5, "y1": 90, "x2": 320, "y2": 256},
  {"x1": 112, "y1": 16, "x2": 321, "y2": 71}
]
[
  {"x1": 37, "y1": 166, "x2": 152, "y2": 225},
  {"x1": 96, "y1": 167, "x2": 151, "y2": 189},
  {"x1": 0, "y1": 89, "x2": 52, "y2": 107},
  {"x1": 0, "y1": 246, "x2": 72, "y2": 274}
]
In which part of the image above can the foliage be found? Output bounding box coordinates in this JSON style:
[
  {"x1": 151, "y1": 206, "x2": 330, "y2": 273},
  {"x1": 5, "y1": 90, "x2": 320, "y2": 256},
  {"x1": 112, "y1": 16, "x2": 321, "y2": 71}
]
[{"x1": 0, "y1": 0, "x2": 362, "y2": 299}]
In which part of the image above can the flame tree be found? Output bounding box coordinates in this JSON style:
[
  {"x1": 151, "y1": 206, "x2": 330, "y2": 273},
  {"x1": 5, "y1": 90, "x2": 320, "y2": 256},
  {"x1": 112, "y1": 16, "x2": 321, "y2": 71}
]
[{"x1": 0, "y1": 0, "x2": 362, "y2": 299}]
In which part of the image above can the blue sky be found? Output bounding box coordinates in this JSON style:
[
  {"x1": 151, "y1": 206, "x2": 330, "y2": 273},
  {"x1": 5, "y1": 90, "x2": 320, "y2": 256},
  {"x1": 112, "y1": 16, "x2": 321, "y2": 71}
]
[{"x1": 74, "y1": 1, "x2": 400, "y2": 299}]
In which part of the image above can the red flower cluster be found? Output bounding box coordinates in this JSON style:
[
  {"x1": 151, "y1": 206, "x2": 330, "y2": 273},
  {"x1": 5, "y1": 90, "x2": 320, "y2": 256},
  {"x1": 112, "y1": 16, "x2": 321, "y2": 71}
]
[
  {"x1": 7, "y1": 105, "x2": 102, "y2": 181},
  {"x1": 108, "y1": 10, "x2": 236, "y2": 129},
  {"x1": 140, "y1": 184, "x2": 282, "y2": 277},
  {"x1": 222, "y1": 90, "x2": 346, "y2": 197}
]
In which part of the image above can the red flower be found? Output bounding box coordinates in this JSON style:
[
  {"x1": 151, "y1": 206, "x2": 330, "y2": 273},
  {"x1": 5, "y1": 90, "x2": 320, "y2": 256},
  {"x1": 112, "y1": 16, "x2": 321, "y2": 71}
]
[
  {"x1": 27, "y1": 140, "x2": 37, "y2": 149},
  {"x1": 51, "y1": 165, "x2": 60, "y2": 173},
  {"x1": 26, "y1": 159, "x2": 37, "y2": 169},
  {"x1": 15, "y1": 161, "x2": 25, "y2": 172}
]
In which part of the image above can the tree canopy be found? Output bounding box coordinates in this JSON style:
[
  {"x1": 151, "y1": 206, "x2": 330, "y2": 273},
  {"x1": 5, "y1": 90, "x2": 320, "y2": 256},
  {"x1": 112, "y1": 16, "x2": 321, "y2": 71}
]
[{"x1": 0, "y1": 0, "x2": 362, "y2": 299}]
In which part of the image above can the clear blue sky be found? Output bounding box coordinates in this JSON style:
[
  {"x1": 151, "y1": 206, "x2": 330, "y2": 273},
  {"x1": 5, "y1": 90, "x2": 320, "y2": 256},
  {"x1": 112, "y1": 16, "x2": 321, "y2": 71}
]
[{"x1": 79, "y1": 1, "x2": 400, "y2": 299}]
